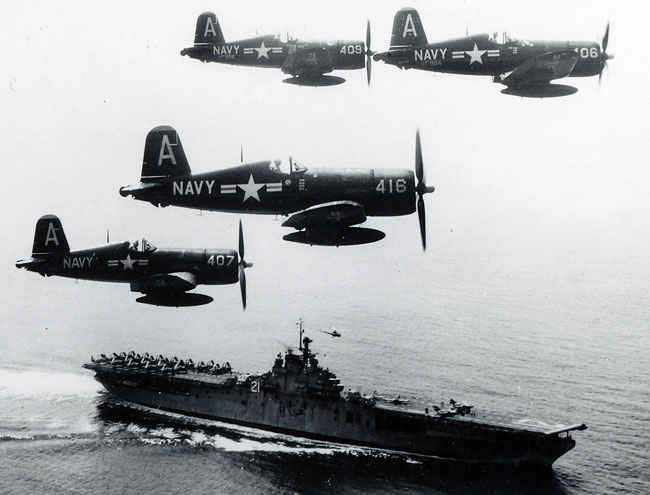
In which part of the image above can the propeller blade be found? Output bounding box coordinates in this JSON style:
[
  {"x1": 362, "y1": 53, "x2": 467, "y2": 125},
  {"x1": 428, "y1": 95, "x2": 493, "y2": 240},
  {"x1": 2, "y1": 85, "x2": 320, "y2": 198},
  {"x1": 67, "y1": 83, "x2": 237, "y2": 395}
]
[
  {"x1": 366, "y1": 20, "x2": 372, "y2": 86},
  {"x1": 239, "y1": 265, "x2": 247, "y2": 310},
  {"x1": 366, "y1": 56, "x2": 372, "y2": 86},
  {"x1": 602, "y1": 22, "x2": 610, "y2": 53},
  {"x1": 238, "y1": 219, "x2": 244, "y2": 261},
  {"x1": 366, "y1": 20, "x2": 371, "y2": 54},
  {"x1": 417, "y1": 195, "x2": 426, "y2": 251},
  {"x1": 599, "y1": 64, "x2": 604, "y2": 85},
  {"x1": 415, "y1": 129, "x2": 423, "y2": 184}
]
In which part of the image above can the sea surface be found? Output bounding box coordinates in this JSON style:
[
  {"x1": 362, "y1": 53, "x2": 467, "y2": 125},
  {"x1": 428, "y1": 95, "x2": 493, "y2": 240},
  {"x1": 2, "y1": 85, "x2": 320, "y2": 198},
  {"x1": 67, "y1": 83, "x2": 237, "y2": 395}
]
[{"x1": 1, "y1": 212, "x2": 648, "y2": 494}]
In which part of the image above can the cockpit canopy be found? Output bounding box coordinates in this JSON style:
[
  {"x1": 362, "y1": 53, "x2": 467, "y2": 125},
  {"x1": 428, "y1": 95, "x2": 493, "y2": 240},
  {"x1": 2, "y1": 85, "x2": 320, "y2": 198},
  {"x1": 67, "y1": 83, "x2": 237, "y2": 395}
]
[
  {"x1": 273, "y1": 32, "x2": 298, "y2": 43},
  {"x1": 269, "y1": 158, "x2": 307, "y2": 174},
  {"x1": 487, "y1": 31, "x2": 532, "y2": 47},
  {"x1": 129, "y1": 239, "x2": 156, "y2": 253},
  {"x1": 488, "y1": 31, "x2": 514, "y2": 44}
]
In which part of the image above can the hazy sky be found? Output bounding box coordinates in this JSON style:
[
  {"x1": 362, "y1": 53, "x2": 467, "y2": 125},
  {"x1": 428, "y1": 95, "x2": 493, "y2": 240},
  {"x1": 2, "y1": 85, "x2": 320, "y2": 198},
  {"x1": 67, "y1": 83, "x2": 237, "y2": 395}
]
[{"x1": 2, "y1": 1, "x2": 649, "y2": 349}]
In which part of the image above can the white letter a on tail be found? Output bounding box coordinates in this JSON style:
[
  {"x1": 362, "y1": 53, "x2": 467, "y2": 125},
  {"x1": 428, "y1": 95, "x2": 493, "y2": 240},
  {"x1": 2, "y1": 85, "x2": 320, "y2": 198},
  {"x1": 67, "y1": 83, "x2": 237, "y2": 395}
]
[
  {"x1": 45, "y1": 222, "x2": 59, "y2": 246},
  {"x1": 403, "y1": 14, "x2": 417, "y2": 38},
  {"x1": 158, "y1": 134, "x2": 177, "y2": 166},
  {"x1": 204, "y1": 17, "x2": 217, "y2": 37}
]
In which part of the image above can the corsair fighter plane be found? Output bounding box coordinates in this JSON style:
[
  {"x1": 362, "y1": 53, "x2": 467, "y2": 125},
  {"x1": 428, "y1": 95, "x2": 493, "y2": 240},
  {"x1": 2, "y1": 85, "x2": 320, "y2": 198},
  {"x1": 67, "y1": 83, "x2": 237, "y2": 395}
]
[
  {"x1": 120, "y1": 126, "x2": 435, "y2": 249},
  {"x1": 16, "y1": 215, "x2": 252, "y2": 308},
  {"x1": 374, "y1": 8, "x2": 613, "y2": 96},
  {"x1": 180, "y1": 12, "x2": 374, "y2": 85}
]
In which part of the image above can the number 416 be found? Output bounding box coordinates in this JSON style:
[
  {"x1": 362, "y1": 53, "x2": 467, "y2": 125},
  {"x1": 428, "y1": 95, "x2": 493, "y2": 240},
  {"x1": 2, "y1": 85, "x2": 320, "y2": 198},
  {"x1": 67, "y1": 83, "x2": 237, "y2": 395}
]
[{"x1": 376, "y1": 178, "x2": 407, "y2": 194}]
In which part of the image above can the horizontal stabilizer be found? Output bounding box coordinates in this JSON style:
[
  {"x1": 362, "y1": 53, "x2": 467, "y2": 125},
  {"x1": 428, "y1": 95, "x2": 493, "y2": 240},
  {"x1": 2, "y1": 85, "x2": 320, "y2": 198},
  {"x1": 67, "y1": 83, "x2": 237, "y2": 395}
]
[
  {"x1": 119, "y1": 182, "x2": 163, "y2": 197},
  {"x1": 15, "y1": 257, "x2": 47, "y2": 269}
]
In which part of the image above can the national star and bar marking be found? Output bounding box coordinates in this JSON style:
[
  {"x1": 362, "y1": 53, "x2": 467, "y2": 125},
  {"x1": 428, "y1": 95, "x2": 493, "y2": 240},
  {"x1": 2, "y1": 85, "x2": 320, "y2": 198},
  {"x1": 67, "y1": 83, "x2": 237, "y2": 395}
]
[
  {"x1": 220, "y1": 174, "x2": 283, "y2": 202},
  {"x1": 451, "y1": 44, "x2": 500, "y2": 64},
  {"x1": 107, "y1": 254, "x2": 150, "y2": 270},
  {"x1": 243, "y1": 42, "x2": 283, "y2": 59}
]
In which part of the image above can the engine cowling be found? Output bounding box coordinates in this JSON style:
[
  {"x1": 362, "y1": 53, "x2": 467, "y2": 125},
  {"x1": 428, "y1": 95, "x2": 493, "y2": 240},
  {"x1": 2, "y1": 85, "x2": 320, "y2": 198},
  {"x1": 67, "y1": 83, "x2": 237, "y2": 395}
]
[{"x1": 335, "y1": 40, "x2": 365, "y2": 70}]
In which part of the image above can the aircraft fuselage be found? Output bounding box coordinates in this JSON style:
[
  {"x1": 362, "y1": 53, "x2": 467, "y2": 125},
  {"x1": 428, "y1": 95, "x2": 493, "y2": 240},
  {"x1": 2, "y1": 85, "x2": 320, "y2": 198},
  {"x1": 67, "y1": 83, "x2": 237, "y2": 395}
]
[
  {"x1": 181, "y1": 35, "x2": 365, "y2": 77},
  {"x1": 122, "y1": 162, "x2": 416, "y2": 218},
  {"x1": 377, "y1": 34, "x2": 602, "y2": 78},
  {"x1": 25, "y1": 243, "x2": 239, "y2": 286}
]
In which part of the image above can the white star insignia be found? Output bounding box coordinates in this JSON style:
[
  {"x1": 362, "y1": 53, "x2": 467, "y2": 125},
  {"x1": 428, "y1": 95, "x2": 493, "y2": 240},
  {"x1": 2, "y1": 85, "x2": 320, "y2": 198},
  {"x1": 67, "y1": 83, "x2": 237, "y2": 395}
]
[
  {"x1": 238, "y1": 174, "x2": 264, "y2": 202},
  {"x1": 465, "y1": 43, "x2": 486, "y2": 65},
  {"x1": 120, "y1": 254, "x2": 135, "y2": 270},
  {"x1": 254, "y1": 41, "x2": 271, "y2": 60}
]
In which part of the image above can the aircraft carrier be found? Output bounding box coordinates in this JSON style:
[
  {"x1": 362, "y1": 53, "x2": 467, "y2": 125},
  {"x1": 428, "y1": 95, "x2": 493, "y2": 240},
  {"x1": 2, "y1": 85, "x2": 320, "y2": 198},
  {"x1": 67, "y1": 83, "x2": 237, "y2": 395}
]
[{"x1": 83, "y1": 326, "x2": 587, "y2": 469}]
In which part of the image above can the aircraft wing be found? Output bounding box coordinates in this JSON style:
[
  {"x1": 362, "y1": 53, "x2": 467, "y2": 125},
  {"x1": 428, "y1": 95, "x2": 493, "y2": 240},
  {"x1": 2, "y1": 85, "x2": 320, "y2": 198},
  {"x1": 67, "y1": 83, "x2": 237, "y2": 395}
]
[
  {"x1": 502, "y1": 50, "x2": 579, "y2": 87},
  {"x1": 282, "y1": 201, "x2": 366, "y2": 230},
  {"x1": 130, "y1": 272, "x2": 197, "y2": 293},
  {"x1": 281, "y1": 46, "x2": 336, "y2": 77}
]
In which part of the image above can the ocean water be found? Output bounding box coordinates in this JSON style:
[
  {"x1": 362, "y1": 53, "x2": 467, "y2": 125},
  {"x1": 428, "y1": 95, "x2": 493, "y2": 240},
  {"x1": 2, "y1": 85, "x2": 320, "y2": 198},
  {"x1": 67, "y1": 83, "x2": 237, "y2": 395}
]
[{"x1": 1, "y1": 213, "x2": 648, "y2": 494}]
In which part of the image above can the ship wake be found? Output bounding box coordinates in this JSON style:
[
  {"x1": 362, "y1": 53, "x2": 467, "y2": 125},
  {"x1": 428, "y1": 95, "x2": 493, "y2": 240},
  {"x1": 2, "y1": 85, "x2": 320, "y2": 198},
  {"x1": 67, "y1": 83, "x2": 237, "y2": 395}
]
[{"x1": 96, "y1": 398, "x2": 419, "y2": 461}]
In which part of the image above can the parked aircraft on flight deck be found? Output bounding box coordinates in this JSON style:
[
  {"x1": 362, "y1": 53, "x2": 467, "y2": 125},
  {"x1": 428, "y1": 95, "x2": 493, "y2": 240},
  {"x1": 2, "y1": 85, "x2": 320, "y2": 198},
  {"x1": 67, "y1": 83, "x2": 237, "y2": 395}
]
[
  {"x1": 119, "y1": 126, "x2": 435, "y2": 249},
  {"x1": 180, "y1": 12, "x2": 374, "y2": 85},
  {"x1": 16, "y1": 215, "x2": 252, "y2": 308},
  {"x1": 373, "y1": 8, "x2": 613, "y2": 97}
]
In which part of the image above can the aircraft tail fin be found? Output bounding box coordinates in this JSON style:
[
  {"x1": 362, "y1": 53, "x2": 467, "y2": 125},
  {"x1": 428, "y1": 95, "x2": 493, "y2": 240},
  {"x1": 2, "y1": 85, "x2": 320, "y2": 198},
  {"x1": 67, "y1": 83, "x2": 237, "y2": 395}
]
[
  {"x1": 390, "y1": 8, "x2": 428, "y2": 48},
  {"x1": 194, "y1": 12, "x2": 225, "y2": 45},
  {"x1": 32, "y1": 215, "x2": 70, "y2": 257},
  {"x1": 141, "y1": 126, "x2": 191, "y2": 183}
]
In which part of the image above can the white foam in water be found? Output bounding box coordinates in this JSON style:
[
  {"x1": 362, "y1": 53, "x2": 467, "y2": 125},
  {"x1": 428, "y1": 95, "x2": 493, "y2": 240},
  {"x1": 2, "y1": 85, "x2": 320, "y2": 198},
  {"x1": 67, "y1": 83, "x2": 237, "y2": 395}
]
[
  {"x1": 126, "y1": 423, "x2": 148, "y2": 435},
  {"x1": 118, "y1": 401, "x2": 374, "y2": 456},
  {"x1": 0, "y1": 367, "x2": 100, "y2": 399},
  {"x1": 149, "y1": 427, "x2": 180, "y2": 440}
]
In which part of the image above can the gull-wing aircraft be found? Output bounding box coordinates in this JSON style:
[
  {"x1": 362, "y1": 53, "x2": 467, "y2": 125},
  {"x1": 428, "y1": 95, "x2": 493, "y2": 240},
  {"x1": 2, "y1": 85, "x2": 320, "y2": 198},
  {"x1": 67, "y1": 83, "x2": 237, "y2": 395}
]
[
  {"x1": 16, "y1": 215, "x2": 252, "y2": 308},
  {"x1": 180, "y1": 12, "x2": 374, "y2": 85},
  {"x1": 374, "y1": 8, "x2": 613, "y2": 97},
  {"x1": 120, "y1": 126, "x2": 435, "y2": 249}
]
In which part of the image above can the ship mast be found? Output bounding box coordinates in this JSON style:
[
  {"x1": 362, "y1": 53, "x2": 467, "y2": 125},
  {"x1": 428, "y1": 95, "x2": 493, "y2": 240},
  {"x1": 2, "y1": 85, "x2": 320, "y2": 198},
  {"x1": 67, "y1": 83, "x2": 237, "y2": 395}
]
[{"x1": 297, "y1": 317, "x2": 304, "y2": 351}]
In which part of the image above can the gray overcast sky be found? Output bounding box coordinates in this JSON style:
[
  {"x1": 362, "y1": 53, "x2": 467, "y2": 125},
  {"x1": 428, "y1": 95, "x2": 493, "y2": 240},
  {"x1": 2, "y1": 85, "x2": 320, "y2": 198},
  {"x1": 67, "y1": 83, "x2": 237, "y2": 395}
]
[{"x1": 2, "y1": 1, "x2": 649, "y2": 327}]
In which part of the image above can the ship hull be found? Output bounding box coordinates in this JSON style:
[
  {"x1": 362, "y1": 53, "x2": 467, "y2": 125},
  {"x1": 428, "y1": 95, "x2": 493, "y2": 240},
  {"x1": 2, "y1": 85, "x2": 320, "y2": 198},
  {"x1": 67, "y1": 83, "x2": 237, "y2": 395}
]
[{"x1": 94, "y1": 371, "x2": 574, "y2": 468}]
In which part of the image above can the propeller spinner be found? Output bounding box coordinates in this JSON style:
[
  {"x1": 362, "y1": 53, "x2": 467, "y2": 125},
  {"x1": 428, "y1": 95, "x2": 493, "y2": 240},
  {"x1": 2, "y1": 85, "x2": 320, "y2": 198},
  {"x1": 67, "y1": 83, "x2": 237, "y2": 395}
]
[
  {"x1": 414, "y1": 130, "x2": 435, "y2": 251},
  {"x1": 238, "y1": 220, "x2": 253, "y2": 310}
]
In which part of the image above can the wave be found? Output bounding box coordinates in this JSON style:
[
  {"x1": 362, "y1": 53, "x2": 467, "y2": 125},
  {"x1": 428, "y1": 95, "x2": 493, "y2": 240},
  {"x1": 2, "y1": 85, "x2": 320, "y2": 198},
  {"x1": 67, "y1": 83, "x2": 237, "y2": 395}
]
[
  {"x1": 0, "y1": 431, "x2": 96, "y2": 442},
  {"x1": 0, "y1": 367, "x2": 100, "y2": 399},
  {"x1": 99, "y1": 401, "x2": 400, "y2": 459}
]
